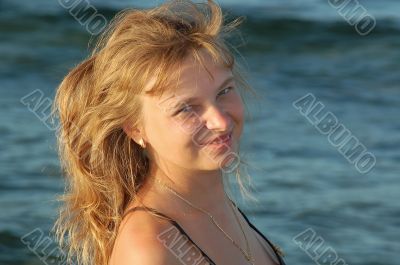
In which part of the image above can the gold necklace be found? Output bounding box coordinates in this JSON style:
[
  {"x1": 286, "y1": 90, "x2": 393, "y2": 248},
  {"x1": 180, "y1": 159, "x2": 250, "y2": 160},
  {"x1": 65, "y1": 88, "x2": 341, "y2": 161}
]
[{"x1": 155, "y1": 178, "x2": 255, "y2": 265}]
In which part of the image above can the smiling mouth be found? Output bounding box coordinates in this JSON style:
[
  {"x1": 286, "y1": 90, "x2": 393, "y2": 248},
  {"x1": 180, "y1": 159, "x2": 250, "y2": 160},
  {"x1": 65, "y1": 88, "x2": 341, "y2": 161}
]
[{"x1": 205, "y1": 132, "x2": 232, "y2": 146}]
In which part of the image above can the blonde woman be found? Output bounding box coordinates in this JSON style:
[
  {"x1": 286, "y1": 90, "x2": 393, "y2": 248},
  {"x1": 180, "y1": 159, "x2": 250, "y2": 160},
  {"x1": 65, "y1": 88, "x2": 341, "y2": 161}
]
[{"x1": 53, "y1": 0, "x2": 286, "y2": 264}]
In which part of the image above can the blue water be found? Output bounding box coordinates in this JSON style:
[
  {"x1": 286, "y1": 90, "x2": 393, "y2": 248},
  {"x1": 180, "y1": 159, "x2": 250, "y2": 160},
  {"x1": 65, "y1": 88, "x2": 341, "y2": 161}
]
[{"x1": 1, "y1": 0, "x2": 399, "y2": 264}]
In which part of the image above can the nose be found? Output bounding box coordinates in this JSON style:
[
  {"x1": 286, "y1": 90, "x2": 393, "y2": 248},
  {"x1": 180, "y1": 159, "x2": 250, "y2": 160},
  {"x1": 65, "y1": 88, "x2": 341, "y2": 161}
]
[{"x1": 203, "y1": 104, "x2": 231, "y2": 132}]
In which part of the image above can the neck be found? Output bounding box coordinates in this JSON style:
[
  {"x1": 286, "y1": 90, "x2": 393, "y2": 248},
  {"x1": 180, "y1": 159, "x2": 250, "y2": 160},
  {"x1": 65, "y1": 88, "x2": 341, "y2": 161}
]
[{"x1": 142, "y1": 162, "x2": 230, "y2": 216}]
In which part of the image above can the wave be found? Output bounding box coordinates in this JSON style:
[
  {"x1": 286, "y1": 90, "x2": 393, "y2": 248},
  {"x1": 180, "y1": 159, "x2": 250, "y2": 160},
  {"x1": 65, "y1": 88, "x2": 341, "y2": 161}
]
[{"x1": 1, "y1": 6, "x2": 399, "y2": 40}]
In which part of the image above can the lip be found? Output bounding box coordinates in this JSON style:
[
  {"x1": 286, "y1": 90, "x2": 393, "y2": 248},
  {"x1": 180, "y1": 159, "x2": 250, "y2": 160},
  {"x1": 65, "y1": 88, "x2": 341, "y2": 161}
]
[{"x1": 204, "y1": 131, "x2": 233, "y2": 147}]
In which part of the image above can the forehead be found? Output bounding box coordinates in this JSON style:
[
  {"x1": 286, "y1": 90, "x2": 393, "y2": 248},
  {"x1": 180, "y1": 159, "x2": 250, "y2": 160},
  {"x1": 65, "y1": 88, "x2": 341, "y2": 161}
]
[
  {"x1": 179, "y1": 54, "x2": 230, "y2": 89},
  {"x1": 155, "y1": 51, "x2": 233, "y2": 101}
]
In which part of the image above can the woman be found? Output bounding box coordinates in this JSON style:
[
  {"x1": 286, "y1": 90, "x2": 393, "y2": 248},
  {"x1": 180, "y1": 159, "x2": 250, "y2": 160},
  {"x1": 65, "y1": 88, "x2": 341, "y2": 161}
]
[{"x1": 53, "y1": 0, "x2": 286, "y2": 264}]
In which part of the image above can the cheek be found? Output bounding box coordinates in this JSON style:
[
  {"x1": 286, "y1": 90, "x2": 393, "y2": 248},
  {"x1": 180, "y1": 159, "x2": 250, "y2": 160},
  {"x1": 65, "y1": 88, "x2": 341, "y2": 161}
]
[
  {"x1": 164, "y1": 114, "x2": 201, "y2": 146},
  {"x1": 147, "y1": 114, "x2": 197, "y2": 154},
  {"x1": 143, "y1": 110, "x2": 172, "y2": 148},
  {"x1": 173, "y1": 113, "x2": 203, "y2": 136},
  {"x1": 144, "y1": 118, "x2": 164, "y2": 149},
  {"x1": 229, "y1": 94, "x2": 244, "y2": 123},
  {"x1": 228, "y1": 94, "x2": 245, "y2": 139}
]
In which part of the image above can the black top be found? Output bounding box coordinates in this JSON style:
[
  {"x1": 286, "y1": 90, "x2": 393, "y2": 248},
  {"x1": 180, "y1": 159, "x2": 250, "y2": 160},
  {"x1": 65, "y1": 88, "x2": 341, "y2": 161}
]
[{"x1": 123, "y1": 201, "x2": 286, "y2": 265}]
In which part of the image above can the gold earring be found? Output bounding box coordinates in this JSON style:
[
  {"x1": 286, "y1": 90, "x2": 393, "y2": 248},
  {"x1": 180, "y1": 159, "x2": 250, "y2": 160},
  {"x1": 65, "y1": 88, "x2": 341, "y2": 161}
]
[{"x1": 139, "y1": 138, "x2": 146, "y2": 148}]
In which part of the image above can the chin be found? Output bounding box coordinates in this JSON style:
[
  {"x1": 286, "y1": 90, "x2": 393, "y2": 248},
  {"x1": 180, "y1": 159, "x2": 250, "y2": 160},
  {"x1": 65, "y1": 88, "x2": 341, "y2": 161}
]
[{"x1": 199, "y1": 148, "x2": 240, "y2": 173}]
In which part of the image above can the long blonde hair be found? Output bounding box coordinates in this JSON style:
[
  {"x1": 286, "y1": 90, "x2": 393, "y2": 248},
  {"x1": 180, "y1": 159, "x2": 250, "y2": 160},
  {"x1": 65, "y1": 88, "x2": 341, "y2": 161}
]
[{"x1": 52, "y1": 0, "x2": 257, "y2": 264}]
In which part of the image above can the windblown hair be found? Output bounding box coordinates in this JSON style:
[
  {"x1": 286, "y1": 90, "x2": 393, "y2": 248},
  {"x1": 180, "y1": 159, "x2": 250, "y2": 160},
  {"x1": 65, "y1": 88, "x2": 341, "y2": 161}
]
[{"x1": 52, "y1": 0, "x2": 257, "y2": 264}]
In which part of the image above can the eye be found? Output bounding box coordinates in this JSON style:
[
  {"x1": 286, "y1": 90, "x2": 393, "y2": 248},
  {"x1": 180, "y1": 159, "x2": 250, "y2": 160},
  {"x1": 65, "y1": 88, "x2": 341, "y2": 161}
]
[
  {"x1": 174, "y1": 104, "x2": 193, "y2": 115},
  {"x1": 218, "y1": 87, "x2": 233, "y2": 97}
]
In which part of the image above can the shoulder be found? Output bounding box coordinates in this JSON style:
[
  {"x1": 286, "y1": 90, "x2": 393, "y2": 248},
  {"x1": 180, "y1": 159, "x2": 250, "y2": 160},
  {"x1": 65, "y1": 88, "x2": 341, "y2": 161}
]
[{"x1": 110, "y1": 208, "x2": 181, "y2": 265}]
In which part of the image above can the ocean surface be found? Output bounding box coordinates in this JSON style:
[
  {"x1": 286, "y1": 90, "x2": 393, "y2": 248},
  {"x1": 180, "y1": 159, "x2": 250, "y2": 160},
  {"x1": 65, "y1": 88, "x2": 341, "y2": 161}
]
[{"x1": 0, "y1": 0, "x2": 399, "y2": 264}]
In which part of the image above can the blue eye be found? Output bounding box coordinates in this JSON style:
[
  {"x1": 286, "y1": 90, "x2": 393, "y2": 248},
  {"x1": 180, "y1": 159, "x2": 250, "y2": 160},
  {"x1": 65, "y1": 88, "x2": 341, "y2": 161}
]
[
  {"x1": 172, "y1": 87, "x2": 233, "y2": 116},
  {"x1": 175, "y1": 104, "x2": 193, "y2": 115},
  {"x1": 218, "y1": 87, "x2": 233, "y2": 97}
]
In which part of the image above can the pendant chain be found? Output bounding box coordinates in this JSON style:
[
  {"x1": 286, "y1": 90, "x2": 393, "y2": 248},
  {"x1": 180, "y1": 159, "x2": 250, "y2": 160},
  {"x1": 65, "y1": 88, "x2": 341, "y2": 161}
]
[{"x1": 155, "y1": 179, "x2": 255, "y2": 265}]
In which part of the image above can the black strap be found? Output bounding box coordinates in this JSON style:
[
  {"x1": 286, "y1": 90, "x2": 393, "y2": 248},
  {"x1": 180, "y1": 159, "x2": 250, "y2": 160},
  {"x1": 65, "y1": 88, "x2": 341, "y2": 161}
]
[
  {"x1": 123, "y1": 206, "x2": 174, "y2": 222},
  {"x1": 234, "y1": 204, "x2": 287, "y2": 265},
  {"x1": 123, "y1": 203, "x2": 286, "y2": 265},
  {"x1": 123, "y1": 206, "x2": 216, "y2": 264}
]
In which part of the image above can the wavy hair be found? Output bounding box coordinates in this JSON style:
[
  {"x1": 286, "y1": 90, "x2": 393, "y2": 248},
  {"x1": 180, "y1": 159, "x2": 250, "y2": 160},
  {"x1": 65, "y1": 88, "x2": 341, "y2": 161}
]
[{"x1": 52, "y1": 0, "x2": 257, "y2": 264}]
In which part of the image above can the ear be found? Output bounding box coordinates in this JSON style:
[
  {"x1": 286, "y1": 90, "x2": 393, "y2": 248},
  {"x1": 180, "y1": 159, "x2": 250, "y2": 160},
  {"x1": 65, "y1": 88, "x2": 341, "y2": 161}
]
[{"x1": 122, "y1": 122, "x2": 145, "y2": 145}]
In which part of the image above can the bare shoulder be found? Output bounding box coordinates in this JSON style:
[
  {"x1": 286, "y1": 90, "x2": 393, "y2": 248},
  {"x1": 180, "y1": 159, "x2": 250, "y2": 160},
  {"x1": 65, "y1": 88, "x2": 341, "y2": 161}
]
[{"x1": 109, "y1": 209, "x2": 180, "y2": 265}]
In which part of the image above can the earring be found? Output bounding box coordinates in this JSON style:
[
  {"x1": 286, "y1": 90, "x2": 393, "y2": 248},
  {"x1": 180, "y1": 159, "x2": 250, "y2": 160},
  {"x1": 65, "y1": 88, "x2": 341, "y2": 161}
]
[{"x1": 139, "y1": 138, "x2": 146, "y2": 148}]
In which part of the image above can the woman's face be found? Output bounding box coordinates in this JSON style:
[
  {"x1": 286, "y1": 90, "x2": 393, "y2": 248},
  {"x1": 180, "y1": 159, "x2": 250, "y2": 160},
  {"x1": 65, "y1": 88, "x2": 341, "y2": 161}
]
[{"x1": 139, "y1": 51, "x2": 244, "y2": 172}]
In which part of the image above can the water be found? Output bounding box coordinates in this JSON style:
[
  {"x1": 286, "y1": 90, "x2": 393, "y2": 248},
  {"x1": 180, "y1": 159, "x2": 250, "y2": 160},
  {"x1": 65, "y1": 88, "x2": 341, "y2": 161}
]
[{"x1": 1, "y1": 0, "x2": 399, "y2": 264}]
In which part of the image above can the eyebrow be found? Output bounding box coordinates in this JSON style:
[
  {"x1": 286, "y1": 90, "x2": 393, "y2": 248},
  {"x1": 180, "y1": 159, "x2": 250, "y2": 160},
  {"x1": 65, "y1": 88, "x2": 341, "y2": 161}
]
[{"x1": 175, "y1": 76, "x2": 235, "y2": 106}]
